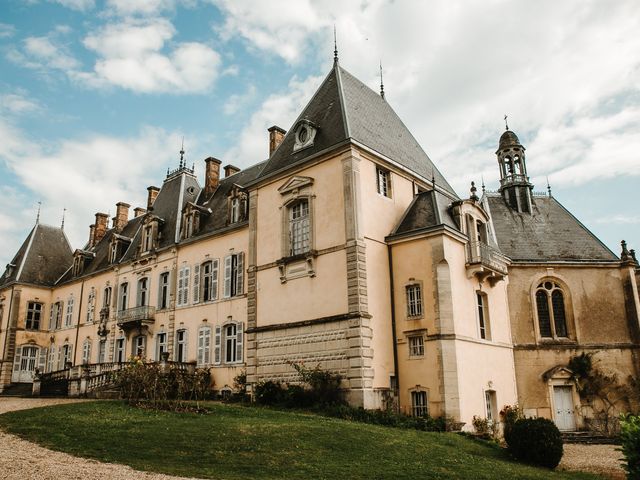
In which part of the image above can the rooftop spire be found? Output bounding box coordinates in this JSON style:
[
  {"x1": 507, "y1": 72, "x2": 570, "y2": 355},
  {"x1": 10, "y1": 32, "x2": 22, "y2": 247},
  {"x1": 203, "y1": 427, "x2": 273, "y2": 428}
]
[
  {"x1": 379, "y1": 61, "x2": 385, "y2": 100},
  {"x1": 481, "y1": 175, "x2": 486, "y2": 195},
  {"x1": 333, "y1": 25, "x2": 338, "y2": 63},
  {"x1": 547, "y1": 176, "x2": 552, "y2": 197},
  {"x1": 36, "y1": 201, "x2": 41, "y2": 225},
  {"x1": 61, "y1": 207, "x2": 66, "y2": 230},
  {"x1": 504, "y1": 114, "x2": 509, "y2": 131},
  {"x1": 179, "y1": 137, "x2": 185, "y2": 169}
]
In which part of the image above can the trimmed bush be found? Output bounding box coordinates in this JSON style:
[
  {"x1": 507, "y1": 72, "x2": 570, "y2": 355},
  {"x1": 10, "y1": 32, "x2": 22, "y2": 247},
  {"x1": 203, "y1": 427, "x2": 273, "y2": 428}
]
[
  {"x1": 506, "y1": 417, "x2": 563, "y2": 469},
  {"x1": 254, "y1": 380, "x2": 287, "y2": 406},
  {"x1": 500, "y1": 404, "x2": 524, "y2": 445},
  {"x1": 620, "y1": 414, "x2": 640, "y2": 479}
]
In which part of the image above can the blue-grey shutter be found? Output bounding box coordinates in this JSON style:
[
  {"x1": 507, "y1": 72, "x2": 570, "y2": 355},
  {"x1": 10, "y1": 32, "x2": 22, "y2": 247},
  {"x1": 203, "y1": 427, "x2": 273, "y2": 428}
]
[
  {"x1": 236, "y1": 253, "x2": 244, "y2": 295},
  {"x1": 214, "y1": 325, "x2": 222, "y2": 364},
  {"x1": 193, "y1": 264, "x2": 201, "y2": 304},
  {"x1": 211, "y1": 259, "x2": 219, "y2": 301},
  {"x1": 183, "y1": 267, "x2": 190, "y2": 306},
  {"x1": 223, "y1": 256, "x2": 232, "y2": 298},
  {"x1": 236, "y1": 322, "x2": 243, "y2": 363},
  {"x1": 38, "y1": 347, "x2": 47, "y2": 372}
]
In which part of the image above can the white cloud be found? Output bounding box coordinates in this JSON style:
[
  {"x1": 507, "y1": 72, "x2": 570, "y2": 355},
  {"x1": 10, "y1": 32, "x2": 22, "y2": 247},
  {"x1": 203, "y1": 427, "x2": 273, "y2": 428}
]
[
  {"x1": 0, "y1": 23, "x2": 16, "y2": 38},
  {"x1": 223, "y1": 84, "x2": 256, "y2": 115},
  {"x1": 17, "y1": 35, "x2": 81, "y2": 71},
  {"x1": 80, "y1": 19, "x2": 222, "y2": 93},
  {"x1": 51, "y1": 0, "x2": 95, "y2": 11},
  {"x1": 0, "y1": 92, "x2": 41, "y2": 115},
  {"x1": 222, "y1": 74, "x2": 323, "y2": 164},
  {"x1": 105, "y1": 0, "x2": 177, "y2": 16}
]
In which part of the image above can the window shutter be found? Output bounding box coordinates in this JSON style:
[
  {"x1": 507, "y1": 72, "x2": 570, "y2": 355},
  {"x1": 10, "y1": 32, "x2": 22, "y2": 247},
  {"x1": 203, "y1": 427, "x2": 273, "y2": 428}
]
[
  {"x1": 214, "y1": 325, "x2": 222, "y2": 364},
  {"x1": 193, "y1": 264, "x2": 201, "y2": 304},
  {"x1": 223, "y1": 256, "x2": 232, "y2": 298},
  {"x1": 236, "y1": 322, "x2": 243, "y2": 362},
  {"x1": 13, "y1": 346, "x2": 22, "y2": 371},
  {"x1": 183, "y1": 267, "x2": 190, "y2": 306},
  {"x1": 204, "y1": 328, "x2": 211, "y2": 365},
  {"x1": 157, "y1": 277, "x2": 164, "y2": 308},
  {"x1": 211, "y1": 259, "x2": 219, "y2": 301},
  {"x1": 38, "y1": 347, "x2": 47, "y2": 371},
  {"x1": 49, "y1": 304, "x2": 54, "y2": 329},
  {"x1": 236, "y1": 253, "x2": 244, "y2": 295},
  {"x1": 68, "y1": 343, "x2": 74, "y2": 366},
  {"x1": 197, "y1": 330, "x2": 204, "y2": 365},
  {"x1": 177, "y1": 269, "x2": 185, "y2": 306}
]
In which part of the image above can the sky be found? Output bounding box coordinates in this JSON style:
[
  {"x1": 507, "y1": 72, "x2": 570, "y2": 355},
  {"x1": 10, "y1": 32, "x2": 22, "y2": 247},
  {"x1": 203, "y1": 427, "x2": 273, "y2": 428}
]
[{"x1": 1, "y1": 0, "x2": 639, "y2": 269}]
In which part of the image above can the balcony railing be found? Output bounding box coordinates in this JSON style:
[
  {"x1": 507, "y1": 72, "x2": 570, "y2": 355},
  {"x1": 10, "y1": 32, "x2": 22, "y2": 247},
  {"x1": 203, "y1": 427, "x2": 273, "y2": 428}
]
[
  {"x1": 465, "y1": 241, "x2": 509, "y2": 277},
  {"x1": 500, "y1": 173, "x2": 528, "y2": 187},
  {"x1": 116, "y1": 305, "x2": 155, "y2": 328}
]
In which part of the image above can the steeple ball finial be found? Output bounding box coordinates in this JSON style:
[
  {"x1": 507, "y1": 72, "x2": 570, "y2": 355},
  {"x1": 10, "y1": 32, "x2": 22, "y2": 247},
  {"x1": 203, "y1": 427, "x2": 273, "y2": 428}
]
[
  {"x1": 379, "y1": 61, "x2": 385, "y2": 100},
  {"x1": 504, "y1": 114, "x2": 509, "y2": 131},
  {"x1": 179, "y1": 137, "x2": 185, "y2": 169},
  {"x1": 333, "y1": 25, "x2": 338, "y2": 63},
  {"x1": 470, "y1": 181, "x2": 479, "y2": 201}
]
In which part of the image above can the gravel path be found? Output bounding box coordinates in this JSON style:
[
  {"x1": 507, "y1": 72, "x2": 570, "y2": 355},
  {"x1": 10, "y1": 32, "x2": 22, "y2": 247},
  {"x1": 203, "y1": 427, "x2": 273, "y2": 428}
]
[
  {"x1": 0, "y1": 397, "x2": 202, "y2": 480},
  {"x1": 559, "y1": 443, "x2": 625, "y2": 479},
  {"x1": 0, "y1": 398, "x2": 628, "y2": 479}
]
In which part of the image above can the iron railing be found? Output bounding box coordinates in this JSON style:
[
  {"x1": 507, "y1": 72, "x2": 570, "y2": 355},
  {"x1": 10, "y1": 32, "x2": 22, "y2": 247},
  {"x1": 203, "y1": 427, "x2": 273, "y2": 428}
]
[
  {"x1": 500, "y1": 173, "x2": 528, "y2": 187},
  {"x1": 465, "y1": 241, "x2": 508, "y2": 275},
  {"x1": 116, "y1": 305, "x2": 155, "y2": 327}
]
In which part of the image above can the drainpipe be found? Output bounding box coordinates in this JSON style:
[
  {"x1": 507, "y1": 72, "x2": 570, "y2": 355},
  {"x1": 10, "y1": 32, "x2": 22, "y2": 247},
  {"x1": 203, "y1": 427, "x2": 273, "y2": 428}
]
[
  {"x1": 72, "y1": 279, "x2": 85, "y2": 366},
  {"x1": 387, "y1": 244, "x2": 400, "y2": 412}
]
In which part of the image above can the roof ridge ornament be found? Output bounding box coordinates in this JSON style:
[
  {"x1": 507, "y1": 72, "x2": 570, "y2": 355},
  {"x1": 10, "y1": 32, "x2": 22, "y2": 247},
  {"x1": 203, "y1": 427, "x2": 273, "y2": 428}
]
[
  {"x1": 36, "y1": 201, "x2": 41, "y2": 225},
  {"x1": 470, "y1": 181, "x2": 479, "y2": 201},
  {"x1": 379, "y1": 61, "x2": 385, "y2": 100},
  {"x1": 547, "y1": 176, "x2": 552, "y2": 197},
  {"x1": 179, "y1": 137, "x2": 185, "y2": 169},
  {"x1": 504, "y1": 114, "x2": 509, "y2": 131},
  {"x1": 333, "y1": 25, "x2": 338, "y2": 63},
  {"x1": 61, "y1": 207, "x2": 66, "y2": 230}
]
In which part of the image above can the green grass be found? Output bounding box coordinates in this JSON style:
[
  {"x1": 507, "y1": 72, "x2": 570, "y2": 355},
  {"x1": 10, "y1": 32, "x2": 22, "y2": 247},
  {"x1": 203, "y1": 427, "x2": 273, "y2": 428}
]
[{"x1": 0, "y1": 401, "x2": 596, "y2": 480}]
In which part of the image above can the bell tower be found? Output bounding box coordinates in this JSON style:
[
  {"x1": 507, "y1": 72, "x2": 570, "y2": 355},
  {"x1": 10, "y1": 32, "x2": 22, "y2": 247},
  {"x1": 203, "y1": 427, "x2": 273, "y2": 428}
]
[{"x1": 496, "y1": 123, "x2": 532, "y2": 213}]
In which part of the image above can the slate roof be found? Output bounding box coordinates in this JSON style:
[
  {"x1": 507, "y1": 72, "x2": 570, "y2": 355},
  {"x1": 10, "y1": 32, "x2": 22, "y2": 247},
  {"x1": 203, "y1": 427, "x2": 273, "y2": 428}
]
[
  {"x1": 485, "y1": 193, "x2": 618, "y2": 262},
  {"x1": 255, "y1": 62, "x2": 457, "y2": 197},
  {"x1": 0, "y1": 224, "x2": 73, "y2": 287},
  {"x1": 390, "y1": 190, "x2": 458, "y2": 237}
]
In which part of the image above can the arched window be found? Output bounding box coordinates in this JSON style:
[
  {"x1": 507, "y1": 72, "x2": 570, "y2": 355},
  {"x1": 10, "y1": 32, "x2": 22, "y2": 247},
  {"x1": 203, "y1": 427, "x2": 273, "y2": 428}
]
[{"x1": 535, "y1": 281, "x2": 568, "y2": 339}]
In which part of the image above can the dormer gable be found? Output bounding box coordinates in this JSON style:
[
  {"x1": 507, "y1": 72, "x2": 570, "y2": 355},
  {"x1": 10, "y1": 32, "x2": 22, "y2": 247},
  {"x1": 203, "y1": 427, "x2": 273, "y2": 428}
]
[
  {"x1": 227, "y1": 184, "x2": 248, "y2": 225},
  {"x1": 181, "y1": 202, "x2": 211, "y2": 240},
  {"x1": 138, "y1": 214, "x2": 164, "y2": 255},
  {"x1": 108, "y1": 233, "x2": 132, "y2": 264},
  {"x1": 277, "y1": 176, "x2": 314, "y2": 196},
  {"x1": 72, "y1": 249, "x2": 95, "y2": 276}
]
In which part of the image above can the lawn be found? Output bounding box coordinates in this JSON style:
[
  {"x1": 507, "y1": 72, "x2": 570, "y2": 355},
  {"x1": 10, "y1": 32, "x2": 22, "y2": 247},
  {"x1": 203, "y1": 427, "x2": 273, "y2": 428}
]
[{"x1": 0, "y1": 401, "x2": 597, "y2": 480}]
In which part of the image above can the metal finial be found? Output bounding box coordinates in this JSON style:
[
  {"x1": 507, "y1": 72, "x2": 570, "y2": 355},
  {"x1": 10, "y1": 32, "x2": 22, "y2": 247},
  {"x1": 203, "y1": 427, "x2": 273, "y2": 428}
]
[
  {"x1": 504, "y1": 114, "x2": 509, "y2": 131},
  {"x1": 179, "y1": 137, "x2": 185, "y2": 169},
  {"x1": 481, "y1": 175, "x2": 486, "y2": 195},
  {"x1": 333, "y1": 25, "x2": 338, "y2": 63},
  {"x1": 379, "y1": 61, "x2": 385, "y2": 99},
  {"x1": 61, "y1": 207, "x2": 66, "y2": 230},
  {"x1": 546, "y1": 176, "x2": 552, "y2": 196},
  {"x1": 431, "y1": 168, "x2": 436, "y2": 188},
  {"x1": 36, "y1": 201, "x2": 41, "y2": 224},
  {"x1": 470, "y1": 181, "x2": 479, "y2": 201}
]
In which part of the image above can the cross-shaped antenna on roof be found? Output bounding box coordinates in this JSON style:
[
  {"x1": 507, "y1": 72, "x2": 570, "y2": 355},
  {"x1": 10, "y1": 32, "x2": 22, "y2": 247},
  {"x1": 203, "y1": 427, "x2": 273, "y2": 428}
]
[
  {"x1": 379, "y1": 61, "x2": 385, "y2": 100},
  {"x1": 504, "y1": 114, "x2": 509, "y2": 131},
  {"x1": 61, "y1": 207, "x2": 66, "y2": 230},
  {"x1": 36, "y1": 201, "x2": 41, "y2": 225}
]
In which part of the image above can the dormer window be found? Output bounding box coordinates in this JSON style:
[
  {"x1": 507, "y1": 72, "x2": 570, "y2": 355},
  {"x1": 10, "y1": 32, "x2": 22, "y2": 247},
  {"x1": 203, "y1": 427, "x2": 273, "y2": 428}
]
[
  {"x1": 181, "y1": 210, "x2": 199, "y2": 240},
  {"x1": 142, "y1": 224, "x2": 154, "y2": 252},
  {"x1": 230, "y1": 198, "x2": 240, "y2": 223},
  {"x1": 228, "y1": 189, "x2": 248, "y2": 225},
  {"x1": 109, "y1": 240, "x2": 119, "y2": 264},
  {"x1": 292, "y1": 120, "x2": 317, "y2": 152},
  {"x1": 72, "y1": 255, "x2": 83, "y2": 276}
]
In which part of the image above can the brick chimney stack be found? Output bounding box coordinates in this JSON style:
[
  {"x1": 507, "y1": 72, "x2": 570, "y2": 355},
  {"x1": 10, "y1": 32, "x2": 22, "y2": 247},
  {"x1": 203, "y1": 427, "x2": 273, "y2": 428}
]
[
  {"x1": 114, "y1": 202, "x2": 130, "y2": 232},
  {"x1": 204, "y1": 157, "x2": 221, "y2": 196},
  {"x1": 134, "y1": 207, "x2": 146, "y2": 217},
  {"x1": 147, "y1": 186, "x2": 160, "y2": 210},
  {"x1": 89, "y1": 224, "x2": 95, "y2": 248},
  {"x1": 268, "y1": 125, "x2": 286, "y2": 156},
  {"x1": 224, "y1": 164, "x2": 241, "y2": 178},
  {"x1": 94, "y1": 213, "x2": 109, "y2": 245}
]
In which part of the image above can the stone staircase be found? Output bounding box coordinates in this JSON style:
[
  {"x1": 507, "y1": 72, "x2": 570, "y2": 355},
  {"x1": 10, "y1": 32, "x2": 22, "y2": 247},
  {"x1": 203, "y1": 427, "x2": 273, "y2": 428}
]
[
  {"x1": 561, "y1": 431, "x2": 619, "y2": 445},
  {"x1": 0, "y1": 383, "x2": 33, "y2": 397}
]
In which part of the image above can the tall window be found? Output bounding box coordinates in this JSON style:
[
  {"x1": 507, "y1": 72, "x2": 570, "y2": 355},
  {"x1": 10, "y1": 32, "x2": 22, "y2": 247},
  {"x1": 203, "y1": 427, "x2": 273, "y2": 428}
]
[
  {"x1": 202, "y1": 260, "x2": 219, "y2": 302},
  {"x1": 109, "y1": 240, "x2": 119, "y2": 264},
  {"x1": 115, "y1": 338, "x2": 125, "y2": 363},
  {"x1": 86, "y1": 288, "x2": 95, "y2": 323},
  {"x1": 289, "y1": 201, "x2": 310, "y2": 255},
  {"x1": 119, "y1": 282, "x2": 129, "y2": 311},
  {"x1": 376, "y1": 166, "x2": 391, "y2": 197},
  {"x1": 156, "y1": 332, "x2": 167, "y2": 361},
  {"x1": 476, "y1": 292, "x2": 491, "y2": 340},
  {"x1": 65, "y1": 296, "x2": 74, "y2": 327},
  {"x1": 406, "y1": 284, "x2": 423, "y2": 318},
  {"x1": 103, "y1": 286, "x2": 112, "y2": 309},
  {"x1": 408, "y1": 335, "x2": 424, "y2": 357},
  {"x1": 485, "y1": 390, "x2": 497, "y2": 423},
  {"x1": 158, "y1": 272, "x2": 170, "y2": 309},
  {"x1": 142, "y1": 224, "x2": 154, "y2": 252},
  {"x1": 223, "y1": 253, "x2": 244, "y2": 298},
  {"x1": 82, "y1": 339, "x2": 92, "y2": 365},
  {"x1": 225, "y1": 324, "x2": 238, "y2": 363},
  {"x1": 25, "y1": 302, "x2": 42, "y2": 330},
  {"x1": 215, "y1": 322, "x2": 243, "y2": 364},
  {"x1": 98, "y1": 340, "x2": 106, "y2": 363},
  {"x1": 133, "y1": 335, "x2": 145, "y2": 357},
  {"x1": 411, "y1": 391, "x2": 428, "y2": 417},
  {"x1": 59, "y1": 343, "x2": 72, "y2": 369},
  {"x1": 53, "y1": 301, "x2": 63, "y2": 329},
  {"x1": 47, "y1": 345, "x2": 56, "y2": 372},
  {"x1": 137, "y1": 277, "x2": 149, "y2": 306},
  {"x1": 177, "y1": 266, "x2": 190, "y2": 307},
  {"x1": 197, "y1": 327, "x2": 211, "y2": 366},
  {"x1": 536, "y1": 281, "x2": 568, "y2": 339},
  {"x1": 230, "y1": 197, "x2": 240, "y2": 223},
  {"x1": 175, "y1": 329, "x2": 187, "y2": 362}
]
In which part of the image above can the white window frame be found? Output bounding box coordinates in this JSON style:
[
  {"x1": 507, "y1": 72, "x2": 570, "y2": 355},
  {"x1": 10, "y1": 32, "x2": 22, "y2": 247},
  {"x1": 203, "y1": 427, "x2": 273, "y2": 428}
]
[
  {"x1": 133, "y1": 335, "x2": 146, "y2": 358},
  {"x1": 119, "y1": 282, "x2": 129, "y2": 312},
  {"x1": 288, "y1": 200, "x2": 310, "y2": 256},
  {"x1": 82, "y1": 339, "x2": 92, "y2": 365},
  {"x1": 158, "y1": 272, "x2": 170, "y2": 309},
  {"x1": 411, "y1": 390, "x2": 428, "y2": 417},
  {"x1": 485, "y1": 390, "x2": 497, "y2": 423},
  {"x1": 406, "y1": 283, "x2": 423, "y2": 318},
  {"x1": 137, "y1": 277, "x2": 149, "y2": 307},
  {"x1": 103, "y1": 286, "x2": 112, "y2": 309},
  {"x1": 223, "y1": 253, "x2": 244, "y2": 298},
  {"x1": 65, "y1": 297, "x2": 74, "y2": 327},
  {"x1": 477, "y1": 292, "x2": 490, "y2": 340},
  {"x1": 408, "y1": 335, "x2": 424, "y2": 357},
  {"x1": 197, "y1": 326, "x2": 211, "y2": 366},
  {"x1": 156, "y1": 332, "x2": 167, "y2": 361},
  {"x1": 114, "y1": 337, "x2": 125, "y2": 363},
  {"x1": 177, "y1": 266, "x2": 190, "y2": 307},
  {"x1": 376, "y1": 166, "x2": 391, "y2": 198},
  {"x1": 26, "y1": 301, "x2": 42, "y2": 330},
  {"x1": 175, "y1": 329, "x2": 188, "y2": 362},
  {"x1": 202, "y1": 259, "x2": 219, "y2": 302}
]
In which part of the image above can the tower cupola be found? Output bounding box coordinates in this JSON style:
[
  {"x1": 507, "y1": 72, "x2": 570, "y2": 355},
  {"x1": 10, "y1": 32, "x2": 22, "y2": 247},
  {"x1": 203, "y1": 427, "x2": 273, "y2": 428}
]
[{"x1": 496, "y1": 125, "x2": 532, "y2": 213}]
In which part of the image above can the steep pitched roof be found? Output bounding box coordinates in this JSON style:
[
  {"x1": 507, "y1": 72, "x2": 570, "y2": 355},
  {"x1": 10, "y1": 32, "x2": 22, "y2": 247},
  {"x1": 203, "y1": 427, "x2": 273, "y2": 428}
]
[
  {"x1": 390, "y1": 190, "x2": 458, "y2": 238},
  {"x1": 0, "y1": 224, "x2": 73, "y2": 287},
  {"x1": 485, "y1": 193, "x2": 618, "y2": 262},
  {"x1": 255, "y1": 63, "x2": 457, "y2": 197}
]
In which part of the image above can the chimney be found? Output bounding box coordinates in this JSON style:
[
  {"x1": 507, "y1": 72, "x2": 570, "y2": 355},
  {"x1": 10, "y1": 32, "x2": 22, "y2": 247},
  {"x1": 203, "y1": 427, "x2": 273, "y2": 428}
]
[
  {"x1": 94, "y1": 213, "x2": 109, "y2": 245},
  {"x1": 147, "y1": 186, "x2": 160, "y2": 210},
  {"x1": 114, "y1": 202, "x2": 130, "y2": 232},
  {"x1": 204, "y1": 157, "x2": 221, "y2": 196},
  {"x1": 224, "y1": 164, "x2": 241, "y2": 178},
  {"x1": 268, "y1": 125, "x2": 286, "y2": 156},
  {"x1": 134, "y1": 207, "x2": 146, "y2": 217},
  {"x1": 89, "y1": 224, "x2": 95, "y2": 248}
]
